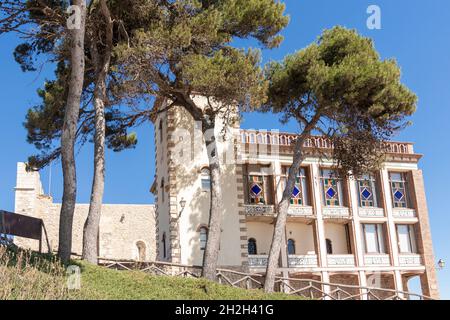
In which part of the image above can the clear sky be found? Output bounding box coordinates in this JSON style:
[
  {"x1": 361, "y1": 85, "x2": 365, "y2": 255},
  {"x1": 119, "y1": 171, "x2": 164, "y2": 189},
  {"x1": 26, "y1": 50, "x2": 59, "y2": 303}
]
[{"x1": 0, "y1": 0, "x2": 449, "y2": 298}]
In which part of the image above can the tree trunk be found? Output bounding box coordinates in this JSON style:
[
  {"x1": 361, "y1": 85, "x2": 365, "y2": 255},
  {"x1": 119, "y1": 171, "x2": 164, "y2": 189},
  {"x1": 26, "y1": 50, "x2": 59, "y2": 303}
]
[
  {"x1": 82, "y1": 0, "x2": 113, "y2": 264},
  {"x1": 59, "y1": 0, "x2": 86, "y2": 264},
  {"x1": 264, "y1": 135, "x2": 306, "y2": 292},
  {"x1": 201, "y1": 119, "x2": 224, "y2": 280}
]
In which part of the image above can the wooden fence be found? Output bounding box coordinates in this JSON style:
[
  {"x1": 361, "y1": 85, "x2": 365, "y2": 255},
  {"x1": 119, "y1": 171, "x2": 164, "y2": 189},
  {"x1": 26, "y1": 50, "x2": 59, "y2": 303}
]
[{"x1": 96, "y1": 258, "x2": 433, "y2": 300}]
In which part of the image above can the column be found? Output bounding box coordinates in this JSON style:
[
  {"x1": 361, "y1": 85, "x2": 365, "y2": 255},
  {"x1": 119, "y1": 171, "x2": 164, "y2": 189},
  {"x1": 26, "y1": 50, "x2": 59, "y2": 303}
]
[
  {"x1": 349, "y1": 176, "x2": 364, "y2": 266},
  {"x1": 410, "y1": 170, "x2": 440, "y2": 299},
  {"x1": 394, "y1": 270, "x2": 405, "y2": 299},
  {"x1": 311, "y1": 163, "x2": 327, "y2": 268},
  {"x1": 380, "y1": 168, "x2": 400, "y2": 267},
  {"x1": 272, "y1": 160, "x2": 289, "y2": 278},
  {"x1": 358, "y1": 270, "x2": 368, "y2": 300}
]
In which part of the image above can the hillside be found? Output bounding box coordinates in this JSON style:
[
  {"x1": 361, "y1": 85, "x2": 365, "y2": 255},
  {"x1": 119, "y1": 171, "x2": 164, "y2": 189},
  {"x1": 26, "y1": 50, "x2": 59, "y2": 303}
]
[{"x1": 0, "y1": 246, "x2": 301, "y2": 300}]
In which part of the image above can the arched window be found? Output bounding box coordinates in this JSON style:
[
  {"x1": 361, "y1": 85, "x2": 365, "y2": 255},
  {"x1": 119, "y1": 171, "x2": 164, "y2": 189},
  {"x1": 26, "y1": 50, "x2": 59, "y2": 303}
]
[
  {"x1": 162, "y1": 233, "x2": 167, "y2": 259},
  {"x1": 326, "y1": 238, "x2": 333, "y2": 254},
  {"x1": 248, "y1": 238, "x2": 257, "y2": 255},
  {"x1": 136, "y1": 241, "x2": 146, "y2": 261},
  {"x1": 159, "y1": 120, "x2": 163, "y2": 142},
  {"x1": 201, "y1": 167, "x2": 211, "y2": 191},
  {"x1": 199, "y1": 227, "x2": 208, "y2": 250},
  {"x1": 287, "y1": 239, "x2": 296, "y2": 255}
]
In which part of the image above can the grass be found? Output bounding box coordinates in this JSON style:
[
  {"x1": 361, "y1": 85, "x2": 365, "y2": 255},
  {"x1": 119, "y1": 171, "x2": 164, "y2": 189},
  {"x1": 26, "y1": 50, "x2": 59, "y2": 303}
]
[{"x1": 0, "y1": 246, "x2": 302, "y2": 300}]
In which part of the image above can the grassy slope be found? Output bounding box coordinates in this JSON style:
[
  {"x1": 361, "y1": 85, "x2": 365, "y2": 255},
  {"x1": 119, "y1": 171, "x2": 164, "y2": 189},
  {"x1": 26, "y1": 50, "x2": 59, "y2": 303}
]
[{"x1": 69, "y1": 262, "x2": 302, "y2": 300}]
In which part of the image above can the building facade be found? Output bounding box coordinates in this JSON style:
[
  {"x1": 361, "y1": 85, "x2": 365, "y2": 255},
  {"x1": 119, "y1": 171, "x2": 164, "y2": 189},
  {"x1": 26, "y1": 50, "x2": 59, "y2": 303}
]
[{"x1": 153, "y1": 97, "x2": 440, "y2": 299}]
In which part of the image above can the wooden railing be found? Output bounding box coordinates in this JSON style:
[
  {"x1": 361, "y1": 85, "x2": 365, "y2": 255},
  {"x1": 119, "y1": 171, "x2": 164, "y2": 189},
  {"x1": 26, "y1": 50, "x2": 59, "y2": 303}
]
[
  {"x1": 240, "y1": 130, "x2": 415, "y2": 155},
  {"x1": 97, "y1": 258, "x2": 432, "y2": 300}
]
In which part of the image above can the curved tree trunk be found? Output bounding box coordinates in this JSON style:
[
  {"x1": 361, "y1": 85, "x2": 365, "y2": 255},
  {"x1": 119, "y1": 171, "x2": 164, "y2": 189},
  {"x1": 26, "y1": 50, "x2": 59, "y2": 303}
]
[
  {"x1": 201, "y1": 118, "x2": 224, "y2": 280},
  {"x1": 82, "y1": 0, "x2": 113, "y2": 264},
  {"x1": 59, "y1": 0, "x2": 86, "y2": 264},
  {"x1": 264, "y1": 135, "x2": 306, "y2": 293}
]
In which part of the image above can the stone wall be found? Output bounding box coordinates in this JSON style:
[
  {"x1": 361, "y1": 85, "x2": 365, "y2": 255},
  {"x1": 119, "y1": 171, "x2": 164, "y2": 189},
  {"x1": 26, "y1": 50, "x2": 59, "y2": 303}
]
[{"x1": 14, "y1": 163, "x2": 156, "y2": 261}]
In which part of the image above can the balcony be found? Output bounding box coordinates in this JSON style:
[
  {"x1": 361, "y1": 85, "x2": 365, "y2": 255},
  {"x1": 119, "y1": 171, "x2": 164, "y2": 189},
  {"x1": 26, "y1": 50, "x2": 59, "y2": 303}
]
[
  {"x1": 240, "y1": 130, "x2": 417, "y2": 156},
  {"x1": 248, "y1": 255, "x2": 319, "y2": 268},
  {"x1": 244, "y1": 204, "x2": 275, "y2": 217},
  {"x1": 248, "y1": 255, "x2": 268, "y2": 268},
  {"x1": 288, "y1": 205, "x2": 314, "y2": 218},
  {"x1": 288, "y1": 254, "x2": 318, "y2": 268},
  {"x1": 359, "y1": 207, "x2": 385, "y2": 218},
  {"x1": 399, "y1": 254, "x2": 423, "y2": 266},
  {"x1": 364, "y1": 254, "x2": 391, "y2": 266},
  {"x1": 392, "y1": 208, "x2": 416, "y2": 218},
  {"x1": 327, "y1": 254, "x2": 356, "y2": 267},
  {"x1": 322, "y1": 207, "x2": 351, "y2": 219}
]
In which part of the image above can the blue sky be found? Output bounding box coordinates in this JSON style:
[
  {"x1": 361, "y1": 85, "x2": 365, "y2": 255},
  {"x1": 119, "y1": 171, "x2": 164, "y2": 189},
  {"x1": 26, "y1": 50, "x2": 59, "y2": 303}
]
[{"x1": 0, "y1": 0, "x2": 449, "y2": 298}]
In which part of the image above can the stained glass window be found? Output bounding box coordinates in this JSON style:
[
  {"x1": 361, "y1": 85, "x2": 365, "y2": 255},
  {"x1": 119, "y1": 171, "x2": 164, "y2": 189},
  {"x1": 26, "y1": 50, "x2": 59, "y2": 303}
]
[
  {"x1": 248, "y1": 175, "x2": 268, "y2": 204},
  {"x1": 282, "y1": 167, "x2": 309, "y2": 206},
  {"x1": 287, "y1": 239, "x2": 296, "y2": 255},
  {"x1": 389, "y1": 172, "x2": 409, "y2": 208},
  {"x1": 248, "y1": 238, "x2": 257, "y2": 255},
  {"x1": 321, "y1": 169, "x2": 342, "y2": 206},
  {"x1": 357, "y1": 174, "x2": 378, "y2": 207}
]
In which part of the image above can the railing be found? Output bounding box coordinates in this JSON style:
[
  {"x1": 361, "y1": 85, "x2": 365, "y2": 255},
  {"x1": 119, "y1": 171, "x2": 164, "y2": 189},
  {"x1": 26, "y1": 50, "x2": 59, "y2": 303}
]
[
  {"x1": 359, "y1": 207, "x2": 385, "y2": 218},
  {"x1": 392, "y1": 208, "x2": 416, "y2": 218},
  {"x1": 327, "y1": 254, "x2": 356, "y2": 267},
  {"x1": 322, "y1": 207, "x2": 351, "y2": 218},
  {"x1": 244, "y1": 204, "x2": 275, "y2": 217},
  {"x1": 288, "y1": 206, "x2": 314, "y2": 217},
  {"x1": 248, "y1": 255, "x2": 269, "y2": 267},
  {"x1": 399, "y1": 254, "x2": 423, "y2": 266},
  {"x1": 98, "y1": 257, "x2": 432, "y2": 300},
  {"x1": 240, "y1": 130, "x2": 415, "y2": 155},
  {"x1": 244, "y1": 204, "x2": 314, "y2": 218},
  {"x1": 288, "y1": 255, "x2": 318, "y2": 268},
  {"x1": 364, "y1": 254, "x2": 391, "y2": 266}
]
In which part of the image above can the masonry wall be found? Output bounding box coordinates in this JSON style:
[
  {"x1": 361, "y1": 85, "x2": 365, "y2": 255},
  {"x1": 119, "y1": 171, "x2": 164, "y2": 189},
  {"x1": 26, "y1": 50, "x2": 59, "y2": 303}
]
[
  {"x1": 14, "y1": 163, "x2": 156, "y2": 261},
  {"x1": 155, "y1": 97, "x2": 244, "y2": 268}
]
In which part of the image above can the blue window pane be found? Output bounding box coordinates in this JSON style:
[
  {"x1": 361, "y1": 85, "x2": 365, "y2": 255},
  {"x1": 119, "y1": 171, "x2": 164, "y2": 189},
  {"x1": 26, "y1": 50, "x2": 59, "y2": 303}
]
[
  {"x1": 292, "y1": 185, "x2": 301, "y2": 198},
  {"x1": 251, "y1": 184, "x2": 262, "y2": 196},
  {"x1": 326, "y1": 187, "x2": 336, "y2": 199},
  {"x1": 394, "y1": 190, "x2": 404, "y2": 200},
  {"x1": 361, "y1": 188, "x2": 372, "y2": 200}
]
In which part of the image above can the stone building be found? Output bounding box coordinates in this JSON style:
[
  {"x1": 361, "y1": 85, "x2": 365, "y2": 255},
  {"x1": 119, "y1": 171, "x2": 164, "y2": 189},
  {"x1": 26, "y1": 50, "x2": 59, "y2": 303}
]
[
  {"x1": 152, "y1": 95, "x2": 440, "y2": 299},
  {"x1": 14, "y1": 162, "x2": 156, "y2": 261}
]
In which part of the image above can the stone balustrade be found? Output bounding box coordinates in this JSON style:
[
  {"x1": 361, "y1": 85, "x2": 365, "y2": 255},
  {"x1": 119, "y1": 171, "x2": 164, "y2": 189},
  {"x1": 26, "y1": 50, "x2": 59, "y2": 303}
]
[
  {"x1": 399, "y1": 254, "x2": 423, "y2": 266},
  {"x1": 248, "y1": 255, "x2": 268, "y2": 267},
  {"x1": 240, "y1": 130, "x2": 415, "y2": 155},
  {"x1": 359, "y1": 207, "x2": 385, "y2": 218},
  {"x1": 392, "y1": 208, "x2": 416, "y2": 218},
  {"x1": 322, "y1": 207, "x2": 351, "y2": 219},
  {"x1": 364, "y1": 254, "x2": 391, "y2": 266},
  {"x1": 244, "y1": 204, "x2": 275, "y2": 217},
  {"x1": 287, "y1": 205, "x2": 314, "y2": 217},
  {"x1": 288, "y1": 255, "x2": 318, "y2": 268},
  {"x1": 327, "y1": 254, "x2": 356, "y2": 267}
]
